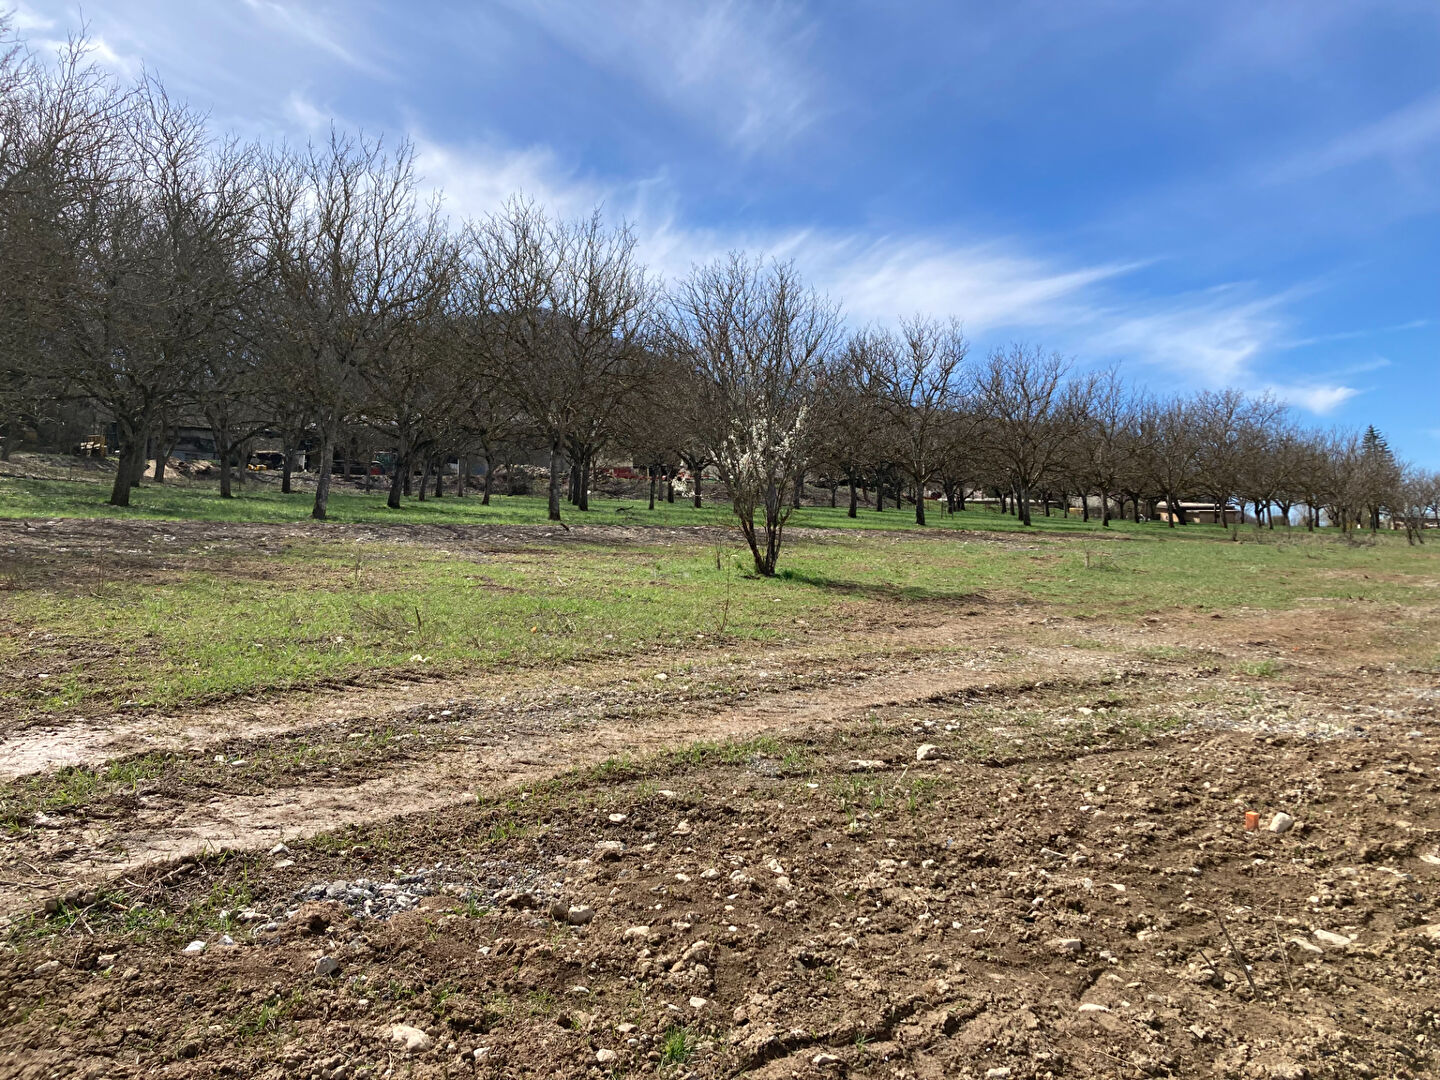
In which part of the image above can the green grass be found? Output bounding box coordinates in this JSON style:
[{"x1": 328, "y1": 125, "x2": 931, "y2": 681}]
[
  {"x1": 0, "y1": 467, "x2": 1282, "y2": 536},
  {"x1": 3, "y1": 469, "x2": 1437, "y2": 717}
]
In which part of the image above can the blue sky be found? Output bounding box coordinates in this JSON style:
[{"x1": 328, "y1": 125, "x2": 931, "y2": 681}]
[{"x1": 11, "y1": 1, "x2": 1440, "y2": 464}]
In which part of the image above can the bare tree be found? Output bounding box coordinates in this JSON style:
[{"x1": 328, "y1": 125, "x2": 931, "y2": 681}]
[
  {"x1": 669, "y1": 254, "x2": 840, "y2": 576},
  {"x1": 857, "y1": 317, "x2": 967, "y2": 525},
  {"x1": 474, "y1": 200, "x2": 658, "y2": 521},
  {"x1": 973, "y1": 345, "x2": 1082, "y2": 527}
]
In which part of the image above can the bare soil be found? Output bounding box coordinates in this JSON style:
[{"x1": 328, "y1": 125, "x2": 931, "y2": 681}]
[{"x1": 1, "y1": 522, "x2": 1438, "y2": 1079}]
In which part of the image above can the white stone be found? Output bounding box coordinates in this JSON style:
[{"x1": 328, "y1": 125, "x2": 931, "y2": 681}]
[
  {"x1": 916, "y1": 743, "x2": 940, "y2": 762},
  {"x1": 566, "y1": 905, "x2": 595, "y2": 926},
  {"x1": 596, "y1": 1049, "x2": 617, "y2": 1064},
  {"x1": 182, "y1": 940, "x2": 206, "y2": 954},
  {"x1": 389, "y1": 1024, "x2": 433, "y2": 1053},
  {"x1": 1313, "y1": 929, "x2": 1352, "y2": 948},
  {"x1": 1269, "y1": 812, "x2": 1296, "y2": 834},
  {"x1": 623, "y1": 926, "x2": 650, "y2": 941},
  {"x1": 1077, "y1": 1002, "x2": 1110, "y2": 1013},
  {"x1": 689, "y1": 996, "x2": 708, "y2": 1009}
]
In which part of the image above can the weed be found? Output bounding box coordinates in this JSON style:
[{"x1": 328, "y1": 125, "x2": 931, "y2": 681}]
[{"x1": 660, "y1": 1026, "x2": 694, "y2": 1066}]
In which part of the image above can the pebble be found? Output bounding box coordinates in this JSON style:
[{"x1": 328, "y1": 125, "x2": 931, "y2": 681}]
[
  {"x1": 848, "y1": 759, "x2": 887, "y2": 771},
  {"x1": 315, "y1": 956, "x2": 340, "y2": 977},
  {"x1": 916, "y1": 743, "x2": 940, "y2": 762},
  {"x1": 623, "y1": 926, "x2": 650, "y2": 941},
  {"x1": 33, "y1": 960, "x2": 60, "y2": 976},
  {"x1": 986, "y1": 1070, "x2": 1013, "y2": 1079},
  {"x1": 608, "y1": 813, "x2": 628, "y2": 824},
  {"x1": 1269, "y1": 812, "x2": 1296, "y2": 834},
  {"x1": 274, "y1": 859, "x2": 295, "y2": 869},
  {"x1": 595, "y1": 841, "x2": 625, "y2": 860},
  {"x1": 596, "y1": 1049, "x2": 617, "y2": 1064},
  {"x1": 566, "y1": 905, "x2": 595, "y2": 926},
  {"x1": 472, "y1": 1047, "x2": 490, "y2": 1061},
  {"x1": 1047, "y1": 937, "x2": 1084, "y2": 954},
  {"x1": 812, "y1": 1053, "x2": 842, "y2": 1067},
  {"x1": 389, "y1": 1024, "x2": 433, "y2": 1053},
  {"x1": 269, "y1": 843, "x2": 290, "y2": 855},
  {"x1": 673, "y1": 820, "x2": 693, "y2": 835},
  {"x1": 1077, "y1": 1002, "x2": 1111, "y2": 1013},
  {"x1": 1313, "y1": 929, "x2": 1352, "y2": 948},
  {"x1": 689, "y1": 996, "x2": 708, "y2": 1009},
  {"x1": 182, "y1": 940, "x2": 206, "y2": 955}
]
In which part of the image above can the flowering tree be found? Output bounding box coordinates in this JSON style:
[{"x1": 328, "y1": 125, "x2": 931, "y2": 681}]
[{"x1": 669, "y1": 254, "x2": 840, "y2": 576}]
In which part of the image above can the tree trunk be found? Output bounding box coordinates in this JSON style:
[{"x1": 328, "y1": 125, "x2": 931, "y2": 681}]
[
  {"x1": 311, "y1": 426, "x2": 335, "y2": 520},
  {"x1": 666, "y1": 471, "x2": 675, "y2": 503},
  {"x1": 482, "y1": 460, "x2": 493, "y2": 505},
  {"x1": 1100, "y1": 488, "x2": 1110, "y2": 527},
  {"x1": 648, "y1": 468, "x2": 657, "y2": 510},
  {"x1": 387, "y1": 453, "x2": 405, "y2": 509},
  {"x1": 281, "y1": 443, "x2": 295, "y2": 494},
  {"x1": 578, "y1": 453, "x2": 591, "y2": 511},
  {"x1": 848, "y1": 474, "x2": 858, "y2": 518},
  {"x1": 1018, "y1": 483, "x2": 1033, "y2": 526},
  {"x1": 548, "y1": 439, "x2": 564, "y2": 522},
  {"x1": 915, "y1": 482, "x2": 926, "y2": 525},
  {"x1": 434, "y1": 458, "x2": 444, "y2": 498},
  {"x1": 456, "y1": 456, "x2": 467, "y2": 498},
  {"x1": 417, "y1": 456, "x2": 430, "y2": 501}
]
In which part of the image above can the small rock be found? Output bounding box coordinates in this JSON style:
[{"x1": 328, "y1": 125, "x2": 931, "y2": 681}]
[
  {"x1": 608, "y1": 813, "x2": 628, "y2": 824},
  {"x1": 623, "y1": 926, "x2": 650, "y2": 941},
  {"x1": 1077, "y1": 1002, "x2": 1110, "y2": 1013},
  {"x1": 1048, "y1": 937, "x2": 1083, "y2": 955},
  {"x1": 472, "y1": 1047, "x2": 490, "y2": 1061},
  {"x1": 389, "y1": 1024, "x2": 433, "y2": 1053},
  {"x1": 595, "y1": 841, "x2": 624, "y2": 860},
  {"x1": 916, "y1": 743, "x2": 940, "y2": 762},
  {"x1": 654, "y1": 672, "x2": 667, "y2": 681},
  {"x1": 1313, "y1": 929, "x2": 1352, "y2": 948},
  {"x1": 274, "y1": 859, "x2": 295, "y2": 869},
  {"x1": 812, "y1": 1053, "x2": 842, "y2": 1067},
  {"x1": 97, "y1": 953, "x2": 117, "y2": 966},
  {"x1": 314, "y1": 956, "x2": 340, "y2": 977},
  {"x1": 182, "y1": 940, "x2": 206, "y2": 955},
  {"x1": 689, "y1": 996, "x2": 708, "y2": 1009},
  {"x1": 567, "y1": 905, "x2": 595, "y2": 926},
  {"x1": 848, "y1": 759, "x2": 886, "y2": 771},
  {"x1": 33, "y1": 960, "x2": 60, "y2": 976},
  {"x1": 177, "y1": 1041, "x2": 201, "y2": 1059},
  {"x1": 986, "y1": 1070, "x2": 1012, "y2": 1080},
  {"x1": 1269, "y1": 812, "x2": 1296, "y2": 834},
  {"x1": 672, "y1": 820, "x2": 693, "y2": 835},
  {"x1": 269, "y1": 843, "x2": 290, "y2": 856},
  {"x1": 596, "y1": 1049, "x2": 617, "y2": 1064},
  {"x1": 1288, "y1": 936, "x2": 1324, "y2": 955}
]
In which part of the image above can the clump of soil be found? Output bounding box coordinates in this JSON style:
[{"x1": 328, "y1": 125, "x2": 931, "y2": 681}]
[{"x1": 3, "y1": 704, "x2": 1438, "y2": 1079}]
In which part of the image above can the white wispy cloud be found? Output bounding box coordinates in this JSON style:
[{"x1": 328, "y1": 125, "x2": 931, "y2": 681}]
[
  {"x1": 1269, "y1": 92, "x2": 1440, "y2": 182},
  {"x1": 238, "y1": 0, "x2": 383, "y2": 77},
  {"x1": 494, "y1": 0, "x2": 823, "y2": 152}
]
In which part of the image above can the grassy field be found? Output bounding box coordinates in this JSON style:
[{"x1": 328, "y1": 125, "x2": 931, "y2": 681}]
[
  {"x1": 1, "y1": 463, "x2": 1250, "y2": 536},
  {"x1": 2, "y1": 467, "x2": 1436, "y2": 716}
]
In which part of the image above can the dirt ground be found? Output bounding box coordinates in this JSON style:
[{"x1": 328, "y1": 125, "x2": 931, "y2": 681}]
[{"x1": 1, "y1": 521, "x2": 1438, "y2": 1079}]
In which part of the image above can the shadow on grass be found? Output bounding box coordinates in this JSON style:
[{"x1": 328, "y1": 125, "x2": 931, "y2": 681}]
[{"x1": 776, "y1": 567, "x2": 990, "y2": 606}]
